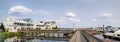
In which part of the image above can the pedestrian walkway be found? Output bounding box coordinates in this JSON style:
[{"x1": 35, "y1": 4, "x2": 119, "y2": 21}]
[{"x1": 69, "y1": 30, "x2": 103, "y2": 42}]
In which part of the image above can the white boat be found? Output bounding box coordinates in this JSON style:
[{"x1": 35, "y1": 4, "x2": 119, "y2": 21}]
[{"x1": 103, "y1": 30, "x2": 120, "y2": 38}]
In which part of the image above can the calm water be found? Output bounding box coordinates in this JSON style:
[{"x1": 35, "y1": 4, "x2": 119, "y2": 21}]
[
  {"x1": 94, "y1": 34, "x2": 104, "y2": 40},
  {"x1": 0, "y1": 33, "x2": 68, "y2": 42},
  {"x1": 1, "y1": 37, "x2": 68, "y2": 42},
  {"x1": 5, "y1": 37, "x2": 68, "y2": 42}
]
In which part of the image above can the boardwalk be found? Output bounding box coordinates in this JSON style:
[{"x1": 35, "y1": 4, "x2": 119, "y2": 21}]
[
  {"x1": 69, "y1": 30, "x2": 103, "y2": 42},
  {"x1": 69, "y1": 31, "x2": 81, "y2": 42}
]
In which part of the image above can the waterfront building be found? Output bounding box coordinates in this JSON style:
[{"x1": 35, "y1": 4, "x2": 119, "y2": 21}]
[
  {"x1": 94, "y1": 26, "x2": 120, "y2": 33},
  {"x1": 94, "y1": 27, "x2": 104, "y2": 32},
  {"x1": 3, "y1": 16, "x2": 57, "y2": 32},
  {"x1": 34, "y1": 21, "x2": 56, "y2": 30},
  {"x1": 3, "y1": 16, "x2": 34, "y2": 32},
  {"x1": 106, "y1": 27, "x2": 120, "y2": 32}
]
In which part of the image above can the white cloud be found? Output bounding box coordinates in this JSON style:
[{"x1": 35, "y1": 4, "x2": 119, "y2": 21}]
[
  {"x1": 68, "y1": 17, "x2": 81, "y2": 22},
  {"x1": 92, "y1": 19, "x2": 97, "y2": 22},
  {"x1": 57, "y1": 19, "x2": 68, "y2": 24},
  {"x1": 56, "y1": 17, "x2": 68, "y2": 24},
  {"x1": 93, "y1": 12, "x2": 118, "y2": 23},
  {"x1": 66, "y1": 12, "x2": 76, "y2": 17},
  {"x1": 31, "y1": 10, "x2": 51, "y2": 15},
  {"x1": 66, "y1": 12, "x2": 80, "y2": 22},
  {"x1": 57, "y1": 12, "x2": 81, "y2": 24},
  {"x1": 99, "y1": 13, "x2": 113, "y2": 18},
  {"x1": 8, "y1": 5, "x2": 32, "y2": 14},
  {"x1": 57, "y1": 17, "x2": 81, "y2": 24}
]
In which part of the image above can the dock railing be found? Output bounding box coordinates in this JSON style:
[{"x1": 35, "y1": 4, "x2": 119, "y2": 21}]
[{"x1": 81, "y1": 30, "x2": 103, "y2": 42}]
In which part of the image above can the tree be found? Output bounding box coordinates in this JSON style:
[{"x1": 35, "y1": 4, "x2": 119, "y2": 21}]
[
  {"x1": 52, "y1": 26, "x2": 59, "y2": 30},
  {"x1": 0, "y1": 23, "x2": 5, "y2": 32}
]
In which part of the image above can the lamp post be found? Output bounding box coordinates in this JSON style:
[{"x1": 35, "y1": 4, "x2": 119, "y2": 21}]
[
  {"x1": 103, "y1": 24, "x2": 105, "y2": 33},
  {"x1": 73, "y1": 23, "x2": 76, "y2": 31}
]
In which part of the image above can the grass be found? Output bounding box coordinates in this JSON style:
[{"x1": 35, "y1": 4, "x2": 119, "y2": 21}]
[{"x1": 0, "y1": 32, "x2": 24, "y2": 39}]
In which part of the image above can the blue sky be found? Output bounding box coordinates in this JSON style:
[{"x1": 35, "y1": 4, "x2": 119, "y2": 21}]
[{"x1": 0, "y1": 0, "x2": 120, "y2": 28}]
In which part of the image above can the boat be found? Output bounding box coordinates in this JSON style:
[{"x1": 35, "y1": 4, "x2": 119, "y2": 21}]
[{"x1": 103, "y1": 30, "x2": 120, "y2": 39}]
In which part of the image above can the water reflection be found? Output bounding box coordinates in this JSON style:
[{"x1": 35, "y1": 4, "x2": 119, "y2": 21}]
[{"x1": 4, "y1": 37, "x2": 68, "y2": 42}]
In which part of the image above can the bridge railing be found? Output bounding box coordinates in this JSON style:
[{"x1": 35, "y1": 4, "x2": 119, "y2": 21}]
[{"x1": 81, "y1": 30, "x2": 103, "y2": 42}]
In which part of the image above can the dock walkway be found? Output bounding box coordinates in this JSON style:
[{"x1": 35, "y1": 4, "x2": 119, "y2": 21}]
[{"x1": 69, "y1": 30, "x2": 104, "y2": 42}]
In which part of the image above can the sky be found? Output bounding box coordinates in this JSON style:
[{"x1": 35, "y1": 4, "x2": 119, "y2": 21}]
[{"x1": 0, "y1": 0, "x2": 120, "y2": 28}]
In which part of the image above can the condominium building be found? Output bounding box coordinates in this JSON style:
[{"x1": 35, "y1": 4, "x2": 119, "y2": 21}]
[
  {"x1": 3, "y1": 16, "x2": 57, "y2": 32},
  {"x1": 34, "y1": 21, "x2": 56, "y2": 30},
  {"x1": 94, "y1": 26, "x2": 120, "y2": 33},
  {"x1": 94, "y1": 27, "x2": 104, "y2": 32}
]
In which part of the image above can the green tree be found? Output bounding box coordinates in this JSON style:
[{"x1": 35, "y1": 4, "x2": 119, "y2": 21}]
[
  {"x1": 52, "y1": 26, "x2": 56, "y2": 29},
  {"x1": 52, "y1": 26, "x2": 59, "y2": 30},
  {"x1": 0, "y1": 23, "x2": 5, "y2": 32}
]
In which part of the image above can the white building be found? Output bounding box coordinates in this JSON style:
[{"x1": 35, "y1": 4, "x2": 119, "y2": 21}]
[
  {"x1": 107, "y1": 27, "x2": 120, "y2": 32},
  {"x1": 94, "y1": 27, "x2": 104, "y2": 32},
  {"x1": 94, "y1": 26, "x2": 120, "y2": 33},
  {"x1": 34, "y1": 21, "x2": 56, "y2": 30},
  {"x1": 3, "y1": 16, "x2": 57, "y2": 32}
]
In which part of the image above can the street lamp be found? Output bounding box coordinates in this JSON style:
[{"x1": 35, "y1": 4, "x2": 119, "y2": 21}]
[{"x1": 73, "y1": 23, "x2": 76, "y2": 31}]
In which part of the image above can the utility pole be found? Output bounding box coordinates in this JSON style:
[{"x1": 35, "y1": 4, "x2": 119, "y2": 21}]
[
  {"x1": 103, "y1": 24, "x2": 105, "y2": 33},
  {"x1": 73, "y1": 23, "x2": 76, "y2": 31}
]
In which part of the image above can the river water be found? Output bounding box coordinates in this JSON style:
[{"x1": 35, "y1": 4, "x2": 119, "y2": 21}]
[
  {"x1": 0, "y1": 37, "x2": 68, "y2": 42},
  {"x1": 4, "y1": 37, "x2": 68, "y2": 42},
  {"x1": 0, "y1": 33, "x2": 68, "y2": 42},
  {"x1": 94, "y1": 34, "x2": 104, "y2": 40}
]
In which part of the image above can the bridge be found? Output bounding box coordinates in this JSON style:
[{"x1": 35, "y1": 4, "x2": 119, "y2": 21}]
[{"x1": 15, "y1": 28, "x2": 104, "y2": 42}]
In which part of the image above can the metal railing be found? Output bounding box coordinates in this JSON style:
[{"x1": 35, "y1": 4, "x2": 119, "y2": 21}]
[{"x1": 81, "y1": 30, "x2": 103, "y2": 42}]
